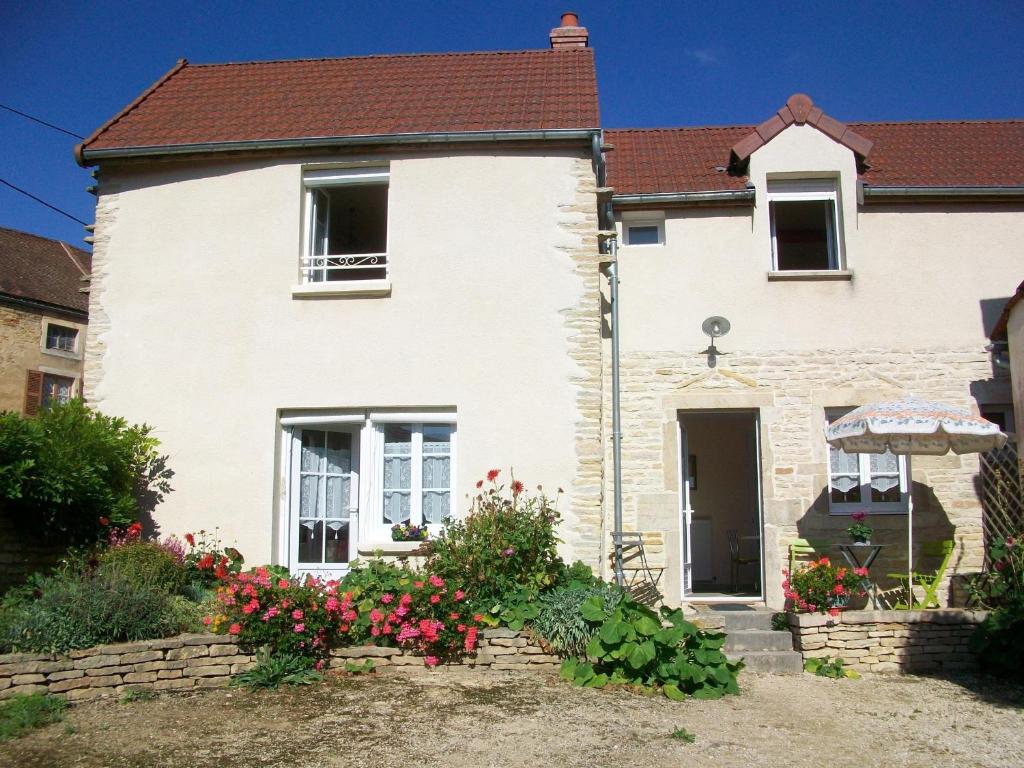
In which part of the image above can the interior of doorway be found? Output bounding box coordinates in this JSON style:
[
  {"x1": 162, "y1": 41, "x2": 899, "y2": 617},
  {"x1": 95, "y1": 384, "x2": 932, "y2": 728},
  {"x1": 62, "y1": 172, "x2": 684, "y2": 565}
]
[{"x1": 679, "y1": 410, "x2": 763, "y2": 601}]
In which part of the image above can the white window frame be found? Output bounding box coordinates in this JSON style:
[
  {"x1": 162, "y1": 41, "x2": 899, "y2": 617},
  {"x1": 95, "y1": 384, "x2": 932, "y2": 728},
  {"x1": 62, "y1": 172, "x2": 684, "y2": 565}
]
[
  {"x1": 278, "y1": 409, "x2": 456, "y2": 574},
  {"x1": 768, "y1": 180, "x2": 841, "y2": 271},
  {"x1": 300, "y1": 166, "x2": 390, "y2": 286},
  {"x1": 621, "y1": 211, "x2": 665, "y2": 247},
  {"x1": 826, "y1": 409, "x2": 909, "y2": 515},
  {"x1": 367, "y1": 417, "x2": 457, "y2": 542}
]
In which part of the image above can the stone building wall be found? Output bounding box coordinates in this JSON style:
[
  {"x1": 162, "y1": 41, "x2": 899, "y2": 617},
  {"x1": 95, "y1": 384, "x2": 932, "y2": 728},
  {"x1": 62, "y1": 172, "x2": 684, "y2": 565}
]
[
  {"x1": 789, "y1": 609, "x2": 986, "y2": 673},
  {"x1": 602, "y1": 345, "x2": 1006, "y2": 608},
  {"x1": 0, "y1": 629, "x2": 558, "y2": 702}
]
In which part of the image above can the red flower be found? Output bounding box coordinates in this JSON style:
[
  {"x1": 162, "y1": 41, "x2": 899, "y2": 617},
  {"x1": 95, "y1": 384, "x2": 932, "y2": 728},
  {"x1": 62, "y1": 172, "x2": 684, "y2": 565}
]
[
  {"x1": 185, "y1": 532, "x2": 195, "y2": 546},
  {"x1": 511, "y1": 480, "x2": 524, "y2": 496},
  {"x1": 98, "y1": 517, "x2": 110, "y2": 526},
  {"x1": 475, "y1": 480, "x2": 484, "y2": 489},
  {"x1": 214, "y1": 564, "x2": 228, "y2": 579},
  {"x1": 197, "y1": 553, "x2": 215, "y2": 570},
  {"x1": 486, "y1": 469, "x2": 500, "y2": 482},
  {"x1": 128, "y1": 522, "x2": 142, "y2": 533}
]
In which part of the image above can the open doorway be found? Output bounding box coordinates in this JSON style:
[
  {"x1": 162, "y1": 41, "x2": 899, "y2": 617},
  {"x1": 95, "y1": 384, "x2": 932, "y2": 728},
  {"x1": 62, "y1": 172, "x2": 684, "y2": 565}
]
[{"x1": 678, "y1": 410, "x2": 764, "y2": 602}]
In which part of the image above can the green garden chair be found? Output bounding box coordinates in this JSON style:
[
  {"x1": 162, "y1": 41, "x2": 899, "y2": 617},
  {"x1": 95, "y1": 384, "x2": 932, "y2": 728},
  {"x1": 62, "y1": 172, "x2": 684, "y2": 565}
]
[
  {"x1": 788, "y1": 538, "x2": 829, "y2": 575},
  {"x1": 886, "y1": 540, "x2": 954, "y2": 609}
]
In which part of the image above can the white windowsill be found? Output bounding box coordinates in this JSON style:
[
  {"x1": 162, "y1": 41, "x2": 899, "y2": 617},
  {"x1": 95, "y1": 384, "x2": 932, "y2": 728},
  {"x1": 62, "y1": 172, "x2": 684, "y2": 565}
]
[
  {"x1": 42, "y1": 348, "x2": 82, "y2": 361},
  {"x1": 292, "y1": 279, "x2": 391, "y2": 298},
  {"x1": 767, "y1": 270, "x2": 853, "y2": 282}
]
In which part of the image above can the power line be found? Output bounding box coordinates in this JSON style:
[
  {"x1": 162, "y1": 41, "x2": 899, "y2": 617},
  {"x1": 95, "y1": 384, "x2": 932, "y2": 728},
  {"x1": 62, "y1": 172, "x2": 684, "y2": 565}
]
[
  {"x1": 0, "y1": 177, "x2": 88, "y2": 226},
  {"x1": 0, "y1": 103, "x2": 84, "y2": 140}
]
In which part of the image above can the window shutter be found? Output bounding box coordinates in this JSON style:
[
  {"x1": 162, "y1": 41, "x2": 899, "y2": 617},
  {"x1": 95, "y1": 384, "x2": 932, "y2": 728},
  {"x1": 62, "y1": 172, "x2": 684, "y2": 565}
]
[{"x1": 24, "y1": 370, "x2": 43, "y2": 416}]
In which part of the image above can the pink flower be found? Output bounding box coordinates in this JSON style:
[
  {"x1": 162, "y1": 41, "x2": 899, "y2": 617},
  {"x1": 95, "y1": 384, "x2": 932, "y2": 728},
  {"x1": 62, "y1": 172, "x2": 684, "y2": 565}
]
[
  {"x1": 228, "y1": 623, "x2": 241, "y2": 635},
  {"x1": 501, "y1": 547, "x2": 515, "y2": 558},
  {"x1": 293, "y1": 623, "x2": 305, "y2": 633},
  {"x1": 457, "y1": 624, "x2": 466, "y2": 633},
  {"x1": 454, "y1": 590, "x2": 465, "y2": 601},
  {"x1": 291, "y1": 609, "x2": 304, "y2": 620},
  {"x1": 414, "y1": 581, "x2": 424, "y2": 589},
  {"x1": 424, "y1": 656, "x2": 439, "y2": 668},
  {"x1": 429, "y1": 575, "x2": 444, "y2": 588},
  {"x1": 371, "y1": 626, "x2": 381, "y2": 637},
  {"x1": 267, "y1": 606, "x2": 279, "y2": 618},
  {"x1": 370, "y1": 608, "x2": 384, "y2": 623},
  {"x1": 828, "y1": 607, "x2": 840, "y2": 617},
  {"x1": 851, "y1": 511, "x2": 867, "y2": 522},
  {"x1": 381, "y1": 593, "x2": 394, "y2": 604},
  {"x1": 465, "y1": 626, "x2": 479, "y2": 653},
  {"x1": 202, "y1": 615, "x2": 212, "y2": 626},
  {"x1": 396, "y1": 606, "x2": 410, "y2": 617},
  {"x1": 854, "y1": 567, "x2": 868, "y2": 577},
  {"x1": 278, "y1": 579, "x2": 290, "y2": 589},
  {"x1": 400, "y1": 593, "x2": 413, "y2": 606},
  {"x1": 429, "y1": 594, "x2": 440, "y2": 604},
  {"x1": 449, "y1": 612, "x2": 460, "y2": 620}
]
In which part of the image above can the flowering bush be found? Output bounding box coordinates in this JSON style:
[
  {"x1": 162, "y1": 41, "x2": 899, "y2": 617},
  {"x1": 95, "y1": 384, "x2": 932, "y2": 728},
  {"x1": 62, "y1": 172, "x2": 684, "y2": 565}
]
[
  {"x1": 968, "y1": 533, "x2": 1023, "y2": 680},
  {"x1": 391, "y1": 523, "x2": 429, "y2": 542},
  {"x1": 783, "y1": 557, "x2": 867, "y2": 616},
  {"x1": 427, "y1": 470, "x2": 564, "y2": 610},
  {"x1": 206, "y1": 567, "x2": 355, "y2": 668},
  {"x1": 846, "y1": 511, "x2": 873, "y2": 543},
  {"x1": 183, "y1": 530, "x2": 244, "y2": 587}
]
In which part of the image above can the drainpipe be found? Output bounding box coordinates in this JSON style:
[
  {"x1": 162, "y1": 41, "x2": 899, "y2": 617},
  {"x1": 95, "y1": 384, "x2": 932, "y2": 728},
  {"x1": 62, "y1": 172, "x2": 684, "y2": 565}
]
[{"x1": 606, "y1": 235, "x2": 624, "y2": 587}]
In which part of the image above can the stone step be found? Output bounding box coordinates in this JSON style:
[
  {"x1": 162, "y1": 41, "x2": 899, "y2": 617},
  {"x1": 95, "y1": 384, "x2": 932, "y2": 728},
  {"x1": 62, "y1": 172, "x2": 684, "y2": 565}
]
[
  {"x1": 733, "y1": 650, "x2": 804, "y2": 675},
  {"x1": 723, "y1": 629, "x2": 795, "y2": 653},
  {"x1": 706, "y1": 611, "x2": 775, "y2": 631}
]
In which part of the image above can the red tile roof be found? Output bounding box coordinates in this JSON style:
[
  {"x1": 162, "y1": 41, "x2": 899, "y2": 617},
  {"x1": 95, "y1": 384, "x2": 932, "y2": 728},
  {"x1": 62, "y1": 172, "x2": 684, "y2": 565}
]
[
  {"x1": 991, "y1": 279, "x2": 1024, "y2": 340},
  {"x1": 79, "y1": 49, "x2": 599, "y2": 159},
  {"x1": 607, "y1": 120, "x2": 1024, "y2": 195},
  {"x1": 0, "y1": 227, "x2": 91, "y2": 315}
]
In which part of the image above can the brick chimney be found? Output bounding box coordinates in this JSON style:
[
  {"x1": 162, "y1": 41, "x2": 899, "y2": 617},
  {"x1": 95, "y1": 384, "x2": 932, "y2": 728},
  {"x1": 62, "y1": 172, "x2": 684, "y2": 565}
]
[{"x1": 549, "y1": 12, "x2": 588, "y2": 48}]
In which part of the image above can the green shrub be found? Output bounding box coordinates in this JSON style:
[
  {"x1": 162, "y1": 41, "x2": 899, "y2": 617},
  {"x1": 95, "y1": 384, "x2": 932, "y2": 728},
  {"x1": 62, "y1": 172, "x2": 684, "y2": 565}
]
[
  {"x1": 0, "y1": 571, "x2": 177, "y2": 654},
  {"x1": 165, "y1": 594, "x2": 216, "y2": 633},
  {"x1": 232, "y1": 648, "x2": 323, "y2": 689},
  {"x1": 556, "y1": 560, "x2": 602, "y2": 588},
  {"x1": 0, "y1": 693, "x2": 66, "y2": 741},
  {"x1": 427, "y1": 470, "x2": 563, "y2": 609},
  {"x1": 97, "y1": 541, "x2": 187, "y2": 595},
  {"x1": 341, "y1": 557, "x2": 418, "y2": 602},
  {"x1": 0, "y1": 401, "x2": 172, "y2": 544},
  {"x1": 804, "y1": 656, "x2": 860, "y2": 679},
  {"x1": 533, "y1": 581, "x2": 623, "y2": 657},
  {"x1": 560, "y1": 593, "x2": 743, "y2": 700},
  {"x1": 967, "y1": 533, "x2": 1023, "y2": 680}
]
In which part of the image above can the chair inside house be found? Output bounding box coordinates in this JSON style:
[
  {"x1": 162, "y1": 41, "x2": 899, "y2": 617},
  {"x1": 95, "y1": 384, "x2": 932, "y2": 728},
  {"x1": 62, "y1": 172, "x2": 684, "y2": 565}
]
[
  {"x1": 788, "y1": 538, "x2": 830, "y2": 575},
  {"x1": 727, "y1": 529, "x2": 760, "y2": 594},
  {"x1": 886, "y1": 540, "x2": 955, "y2": 609},
  {"x1": 611, "y1": 531, "x2": 664, "y2": 605}
]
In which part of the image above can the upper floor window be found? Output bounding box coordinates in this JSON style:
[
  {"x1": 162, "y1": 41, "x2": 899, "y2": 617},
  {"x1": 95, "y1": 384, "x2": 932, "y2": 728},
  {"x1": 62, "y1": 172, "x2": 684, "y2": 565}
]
[
  {"x1": 826, "y1": 408, "x2": 908, "y2": 514},
  {"x1": 768, "y1": 180, "x2": 840, "y2": 271},
  {"x1": 44, "y1": 323, "x2": 78, "y2": 355},
  {"x1": 302, "y1": 167, "x2": 389, "y2": 283},
  {"x1": 622, "y1": 212, "x2": 665, "y2": 247}
]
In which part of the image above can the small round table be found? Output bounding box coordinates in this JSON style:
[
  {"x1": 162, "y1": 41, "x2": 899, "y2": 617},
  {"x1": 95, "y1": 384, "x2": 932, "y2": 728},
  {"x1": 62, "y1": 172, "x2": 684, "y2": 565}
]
[{"x1": 833, "y1": 543, "x2": 886, "y2": 608}]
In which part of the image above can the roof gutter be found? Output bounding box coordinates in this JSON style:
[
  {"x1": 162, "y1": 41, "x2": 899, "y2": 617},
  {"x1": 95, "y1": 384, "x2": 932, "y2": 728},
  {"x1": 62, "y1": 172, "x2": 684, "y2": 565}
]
[
  {"x1": 76, "y1": 128, "x2": 601, "y2": 167},
  {"x1": 612, "y1": 189, "x2": 755, "y2": 206},
  {"x1": 863, "y1": 185, "x2": 1024, "y2": 199}
]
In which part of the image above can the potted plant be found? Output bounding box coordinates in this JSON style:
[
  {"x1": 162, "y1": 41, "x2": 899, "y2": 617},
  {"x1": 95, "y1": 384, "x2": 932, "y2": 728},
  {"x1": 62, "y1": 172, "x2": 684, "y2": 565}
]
[
  {"x1": 391, "y1": 523, "x2": 429, "y2": 543},
  {"x1": 846, "y1": 511, "x2": 873, "y2": 544}
]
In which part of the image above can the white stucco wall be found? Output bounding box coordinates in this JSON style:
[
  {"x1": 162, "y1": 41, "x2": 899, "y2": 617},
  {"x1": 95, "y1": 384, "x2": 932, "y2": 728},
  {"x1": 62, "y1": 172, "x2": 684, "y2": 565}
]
[{"x1": 86, "y1": 148, "x2": 601, "y2": 566}]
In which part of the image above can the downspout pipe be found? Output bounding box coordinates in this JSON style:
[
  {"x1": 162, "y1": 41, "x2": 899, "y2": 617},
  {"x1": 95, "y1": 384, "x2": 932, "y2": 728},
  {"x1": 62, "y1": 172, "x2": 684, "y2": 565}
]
[{"x1": 606, "y1": 234, "x2": 624, "y2": 588}]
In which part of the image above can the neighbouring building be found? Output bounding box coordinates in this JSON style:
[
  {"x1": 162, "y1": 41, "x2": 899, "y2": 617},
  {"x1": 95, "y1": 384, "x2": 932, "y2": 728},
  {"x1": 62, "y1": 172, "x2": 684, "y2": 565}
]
[
  {"x1": 74, "y1": 14, "x2": 1022, "y2": 608},
  {"x1": 0, "y1": 226, "x2": 90, "y2": 415},
  {"x1": 991, "y1": 281, "x2": 1024, "y2": 487}
]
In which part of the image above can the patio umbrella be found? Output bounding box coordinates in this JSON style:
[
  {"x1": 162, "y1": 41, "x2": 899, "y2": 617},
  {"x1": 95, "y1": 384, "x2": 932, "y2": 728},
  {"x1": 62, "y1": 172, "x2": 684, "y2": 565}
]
[{"x1": 825, "y1": 396, "x2": 1007, "y2": 606}]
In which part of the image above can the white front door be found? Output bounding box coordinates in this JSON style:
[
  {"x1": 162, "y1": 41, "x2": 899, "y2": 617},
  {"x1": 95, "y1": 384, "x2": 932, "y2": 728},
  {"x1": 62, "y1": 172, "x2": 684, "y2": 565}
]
[
  {"x1": 288, "y1": 426, "x2": 359, "y2": 580},
  {"x1": 678, "y1": 421, "x2": 693, "y2": 598}
]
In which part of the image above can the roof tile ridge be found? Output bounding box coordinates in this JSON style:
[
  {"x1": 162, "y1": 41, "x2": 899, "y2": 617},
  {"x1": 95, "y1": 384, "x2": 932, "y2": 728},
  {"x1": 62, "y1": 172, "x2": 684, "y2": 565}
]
[
  {"x1": 58, "y1": 241, "x2": 90, "y2": 278},
  {"x1": 0, "y1": 225, "x2": 88, "y2": 253},
  {"x1": 606, "y1": 124, "x2": 754, "y2": 133},
  {"x1": 76, "y1": 59, "x2": 189, "y2": 164},
  {"x1": 850, "y1": 118, "x2": 1024, "y2": 127},
  {"x1": 186, "y1": 47, "x2": 588, "y2": 68}
]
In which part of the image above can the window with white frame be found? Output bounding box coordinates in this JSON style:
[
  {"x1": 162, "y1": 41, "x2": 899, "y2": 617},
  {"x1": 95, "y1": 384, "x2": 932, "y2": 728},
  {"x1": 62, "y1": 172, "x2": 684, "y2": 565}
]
[
  {"x1": 45, "y1": 323, "x2": 78, "y2": 354},
  {"x1": 826, "y1": 409, "x2": 908, "y2": 514},
  {"x1": 281, "y1": 412, "x2": 455, "y2": 578},
  {"x1": 379, "y1": 423, "x2": 454, "y2": 531},
  {"x1": 302, "y1": 167, "x2": 389, "y2": 283},
  {"x1": 768, "y1": 180, "x2": 841, "y2": 271},
  {"x1": 41, "y1": 374, "x2": 75, "y2": 408},
  {"x1": 622, "y1": 214, "x2": 665, "y2": 246}
]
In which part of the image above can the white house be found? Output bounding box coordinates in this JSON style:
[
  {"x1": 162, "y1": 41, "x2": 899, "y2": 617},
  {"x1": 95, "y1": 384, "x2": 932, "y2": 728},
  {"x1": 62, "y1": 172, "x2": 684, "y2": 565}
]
[{"x1": 76, "y1": 14, "x2": 1023, "y2": 608}]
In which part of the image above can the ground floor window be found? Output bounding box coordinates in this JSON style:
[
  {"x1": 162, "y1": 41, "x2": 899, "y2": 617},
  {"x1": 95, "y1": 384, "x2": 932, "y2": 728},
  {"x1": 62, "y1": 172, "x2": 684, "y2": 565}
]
[
  {"x1": 826, "y1": 408, "x2": 908, "y2": 514},
  {"x1": 42, "y1": 374, "x2": 75, "y2": 408},
  {"x1": 282, "y1": 412, "x2": 456, "y2": 577}
]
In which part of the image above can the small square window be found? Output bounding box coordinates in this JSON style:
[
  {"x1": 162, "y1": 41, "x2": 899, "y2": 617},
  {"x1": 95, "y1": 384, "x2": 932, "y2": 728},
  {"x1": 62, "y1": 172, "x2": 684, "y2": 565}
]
[
  {"x1": 768, "y1": 181, "x2": 841, "y2": 271},
  {"x1": 303, "y1": 168, "x2": 389, "y2": 283},
  {"x1": 623, "y1": 217, "x2": 665, "y2": 247},
  {"x1": 45, "y1": 324, "x2": 78, "y2": 354}
]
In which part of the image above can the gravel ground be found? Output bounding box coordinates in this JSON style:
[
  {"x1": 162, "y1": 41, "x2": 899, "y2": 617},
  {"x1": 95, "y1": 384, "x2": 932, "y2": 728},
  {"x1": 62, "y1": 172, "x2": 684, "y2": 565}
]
[{"x1": 2, "y1": 667, "x2": 1021, "y2": 768}]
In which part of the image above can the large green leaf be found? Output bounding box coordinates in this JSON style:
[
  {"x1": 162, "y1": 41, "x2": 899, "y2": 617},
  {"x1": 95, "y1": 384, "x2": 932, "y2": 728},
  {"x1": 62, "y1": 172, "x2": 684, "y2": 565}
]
[
  {"x1": 585, "y1": 673, "x2": 609, "y2": 688},
  {"x1": 633, "y1": 615, "x2": 662, "y2": 636},
  {"x1": 559, "y1": 658, "x2": 579, "y2": 681},
  {"x1": 655, "y1": 627, "x2": 685, "y2": 646},
  {"x1": 586, "y1": 635, "x2": 606, "y2": 660},
  {"x1": 580, "y1": 596, "x2": 608, "y2": 622},
  {"x1": 600, "y1": 620, "x2": 626, "y2": 644},
  {"x1": 663, "y1": 684, "x2": 687, "y2": 701},
  {"x1": 572, "y1": 661, "x2": 595, "y2": 686},
  {"x1": 693, "y1": 684, "x2": 723, "y2": 700}
]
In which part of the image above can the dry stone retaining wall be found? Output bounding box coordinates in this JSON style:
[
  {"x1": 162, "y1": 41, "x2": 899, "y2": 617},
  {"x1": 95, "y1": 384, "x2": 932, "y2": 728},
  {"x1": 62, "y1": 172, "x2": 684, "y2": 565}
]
[
  {"x1": 0, "y1": 629, "x2": 558, "y2": 702},
  {"x1": 789, "y1": 609, "x2": 986, "y2": 674}
]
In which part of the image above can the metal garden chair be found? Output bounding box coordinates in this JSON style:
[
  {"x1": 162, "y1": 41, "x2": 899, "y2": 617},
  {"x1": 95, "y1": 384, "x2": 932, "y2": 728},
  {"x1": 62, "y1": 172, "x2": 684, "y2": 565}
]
[
  {"x1": 612, "y1": 531, "x2": 664, "y2": 605},
  {"x1": 887, "y1": 539, "x2": 955, "y2": 609}
]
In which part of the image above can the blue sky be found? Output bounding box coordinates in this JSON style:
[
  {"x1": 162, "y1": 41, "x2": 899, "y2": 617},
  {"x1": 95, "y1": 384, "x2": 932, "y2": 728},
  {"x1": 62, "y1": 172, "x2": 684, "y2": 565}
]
[{"x1": 2, "y1": 0, "x2": 1023, "y2": 247}]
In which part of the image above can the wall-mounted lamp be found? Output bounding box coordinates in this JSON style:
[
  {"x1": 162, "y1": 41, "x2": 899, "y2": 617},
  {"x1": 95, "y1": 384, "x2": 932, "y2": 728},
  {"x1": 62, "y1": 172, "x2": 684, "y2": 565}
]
[{"x1": 700, "y1": 315, "x2": 731, "y2": 368}]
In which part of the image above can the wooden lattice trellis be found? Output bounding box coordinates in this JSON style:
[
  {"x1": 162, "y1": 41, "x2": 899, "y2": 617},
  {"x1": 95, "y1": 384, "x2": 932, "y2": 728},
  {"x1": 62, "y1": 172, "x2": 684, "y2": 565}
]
[{"x1": 980, "y1": 438, "x2": 1024, "y2": 550}]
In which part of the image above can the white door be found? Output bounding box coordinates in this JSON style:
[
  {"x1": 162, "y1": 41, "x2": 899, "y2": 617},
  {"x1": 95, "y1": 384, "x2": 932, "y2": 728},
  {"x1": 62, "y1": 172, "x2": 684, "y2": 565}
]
[
  {"x1": 288, "y1": 426, "x2": 359, "y2": 580},
  {"x1": 678, "y1": 421, "x2": 693, "y2": 598}
]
